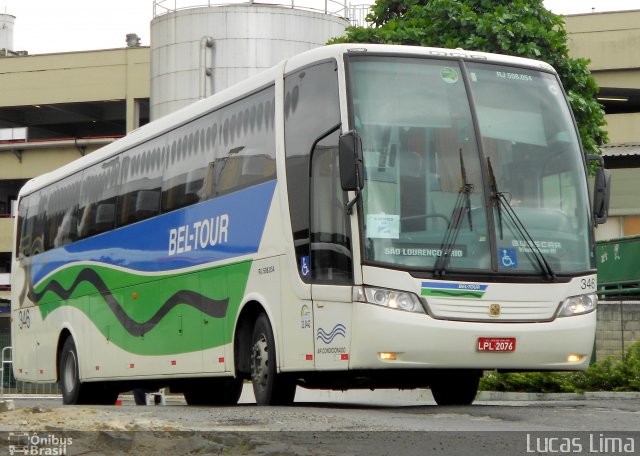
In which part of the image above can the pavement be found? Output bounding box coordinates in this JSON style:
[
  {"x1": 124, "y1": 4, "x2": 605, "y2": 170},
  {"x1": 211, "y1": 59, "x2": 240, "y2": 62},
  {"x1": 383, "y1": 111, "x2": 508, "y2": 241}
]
[{"x1": 2, "y1": 387, "x2": 639, "y2": 407}]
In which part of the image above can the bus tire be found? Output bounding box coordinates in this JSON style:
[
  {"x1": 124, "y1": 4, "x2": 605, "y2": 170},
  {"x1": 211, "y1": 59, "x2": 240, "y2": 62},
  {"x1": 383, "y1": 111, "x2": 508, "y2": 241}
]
[
  {"x1": 183, "y1": 377, "x2": 244, "y2": 405},
  {"x1": 59, "y1": 338, "x2": 119, "y2": 405},
  {"x1": 250, "y1": 313, "x2": 296, "y2": 405},
  {"x1": 59, "y1": 337, "x2": 85, "y2": 405},
  {"x1": 430, "y1": 370, "x2": 480, "y2": 406}
]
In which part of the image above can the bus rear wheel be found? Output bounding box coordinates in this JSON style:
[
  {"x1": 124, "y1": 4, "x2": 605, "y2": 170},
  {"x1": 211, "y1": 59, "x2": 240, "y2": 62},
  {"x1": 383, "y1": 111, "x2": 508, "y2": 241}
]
[
  {"x1": 59, "y1": 337, "x2": 118, "y2": 405},
  {"x1": 430, "y1": 370, "x2": 481, "y2": 406},
  {"x1": 250, "y1": 313, "x2": 296, "y2": 405}
]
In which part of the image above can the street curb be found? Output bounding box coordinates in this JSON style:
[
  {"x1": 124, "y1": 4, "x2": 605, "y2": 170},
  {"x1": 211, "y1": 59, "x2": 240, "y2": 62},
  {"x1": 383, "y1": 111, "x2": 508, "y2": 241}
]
[{"x1": 477, "y1": 391, "x2": 640, "y2": 401}]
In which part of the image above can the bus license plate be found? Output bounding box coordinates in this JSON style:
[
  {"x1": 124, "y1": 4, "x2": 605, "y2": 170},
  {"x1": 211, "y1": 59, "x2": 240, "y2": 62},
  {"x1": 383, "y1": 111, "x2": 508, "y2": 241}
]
[{"x1": 477, "y1": 337, "x2": 516, "y2": 352}]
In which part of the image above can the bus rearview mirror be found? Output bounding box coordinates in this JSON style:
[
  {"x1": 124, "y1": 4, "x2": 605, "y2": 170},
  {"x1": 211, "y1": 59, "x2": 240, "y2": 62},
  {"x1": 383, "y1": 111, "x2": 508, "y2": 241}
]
[
  {"x1": 339, "y1": 130, "x2": 364, "y2": 191},
  {"x1": 593, "y1": 166, "x2": 611, "y2": 225},
  {"x1": 589, "y1": 155, "x2": 611, "y2": 225}
]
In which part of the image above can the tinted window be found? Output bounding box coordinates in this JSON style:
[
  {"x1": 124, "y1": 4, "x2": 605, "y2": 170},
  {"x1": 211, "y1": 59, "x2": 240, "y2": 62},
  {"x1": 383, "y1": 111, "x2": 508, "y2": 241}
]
[
  {"x1": 118, "y1": 142, "x2": 164, "y2": 225},
  {"x1": 78, "y1": 157, "x2": 120, "y2": 238},
  {"x1": 162, "y1": 113, "x2": 217, "y2": 212},
  {"x1": 44, "y1": 175, "x2": 82, "y2": 249},
  {"x1": 284, "y1": 60, "x2": 341, "y2": 281},
  {"x1": 215, "y1": 86, "x2": 276, "y2": 195}
]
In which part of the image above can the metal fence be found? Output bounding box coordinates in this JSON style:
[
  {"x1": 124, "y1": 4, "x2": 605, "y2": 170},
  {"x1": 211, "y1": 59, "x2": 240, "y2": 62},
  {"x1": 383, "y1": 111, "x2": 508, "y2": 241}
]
[
  {"x1": 595, "y1": 300, "x2": 640, "y2": 361},
  {"x1": 0, "y1": 335, "x2": 60, "y2": 397}
]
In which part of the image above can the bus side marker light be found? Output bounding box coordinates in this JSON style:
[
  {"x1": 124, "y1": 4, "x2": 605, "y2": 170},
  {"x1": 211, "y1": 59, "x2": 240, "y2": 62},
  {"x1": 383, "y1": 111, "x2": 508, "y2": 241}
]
[
  {"x1": 341, "y1": 354, "x2": 349, "y2": 361},
  {"x1": 129, "y1": 363, "x2": 135, "y2": 369},
  {"x1": 95, "y1": 366, "x2": 100, "y2": 371},
  {"x1": 132, "y1": 292, "x2": 138, "y2": 300},
  {"x1": 378, "y1": 352, "x2": 398, "y2": 361},
  {"x1": 218, "y1": 357, "x2": 224, "y2": 363},
  {"x1": 306, "y1": 354, "x2": 313, "y2": 361},
  {"x1": 171, "y1": 360, "x2": 176, "y2": 366}
]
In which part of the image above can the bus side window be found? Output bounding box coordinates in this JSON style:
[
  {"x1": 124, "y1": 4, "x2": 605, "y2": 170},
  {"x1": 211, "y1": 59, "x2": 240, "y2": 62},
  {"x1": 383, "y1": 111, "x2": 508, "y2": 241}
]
[
  {"x1": 284, "y1": 60, "x2": 342, "y2": 282},
  {"x1": 162, "y1": 120, "x2": 214, "y2": 212},
  {"x1": 118, "y1": 144, "x2": 163, "y2": 226},
  {"x1": 310, "y1": 130, "x2": 352, "y2": 283},
  {"x1": 215, "y1": 87, "x2": 276, "y2": 196},
  {"x1": 47, "y1": 175, "x2": 81, "y2": 250},
  {"x1": 79, "y1": 157, "x2": 120, "y2": 238},
  {"x1": 17, "y1": 195, "x2": 34, "y2": 258}
]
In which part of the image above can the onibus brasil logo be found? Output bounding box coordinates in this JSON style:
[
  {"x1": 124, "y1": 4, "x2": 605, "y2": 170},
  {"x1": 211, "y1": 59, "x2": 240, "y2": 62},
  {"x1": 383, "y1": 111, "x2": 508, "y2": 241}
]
[{"x1": 7, "y1": 432, "x2": 72, "y2": 455}]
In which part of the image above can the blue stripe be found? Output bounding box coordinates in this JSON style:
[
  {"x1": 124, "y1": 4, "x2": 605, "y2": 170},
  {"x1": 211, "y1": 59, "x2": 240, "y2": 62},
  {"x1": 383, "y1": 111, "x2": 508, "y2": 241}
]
[
  {"x1": 421, "y1": 281, "x2": 488, "y2": 291},
  {"x1": 32, "y1": 180, "x2": 276, "y2": 284}
]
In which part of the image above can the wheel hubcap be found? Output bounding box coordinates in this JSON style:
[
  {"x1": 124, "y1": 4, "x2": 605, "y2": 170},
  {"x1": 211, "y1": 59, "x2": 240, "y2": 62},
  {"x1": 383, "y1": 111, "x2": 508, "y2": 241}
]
[
  {"x1": 63, "y1": 351, "x2": 77, "y2": 393},
  {"x1": 251, "y1": 334, "x2": 269, "y2": 392}
]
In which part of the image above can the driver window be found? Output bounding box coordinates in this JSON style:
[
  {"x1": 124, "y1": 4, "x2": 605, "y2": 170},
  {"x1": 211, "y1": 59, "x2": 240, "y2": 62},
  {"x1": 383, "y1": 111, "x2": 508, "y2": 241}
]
[{"x1": 310, "y1": 130, "x2": 353, "y2": 284}]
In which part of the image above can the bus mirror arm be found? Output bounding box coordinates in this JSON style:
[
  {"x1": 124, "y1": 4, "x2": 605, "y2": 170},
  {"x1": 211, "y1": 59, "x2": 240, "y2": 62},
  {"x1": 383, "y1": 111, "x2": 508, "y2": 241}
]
[
  {"x1": 339, "y1": 131, "x2": 364, "y2": 215},
  {"x1": 589, "y1": 155, "x2": 611, "y2": 225},
  {"x1": 346, "y1": 190, "x2": 360, "y2": 215}
]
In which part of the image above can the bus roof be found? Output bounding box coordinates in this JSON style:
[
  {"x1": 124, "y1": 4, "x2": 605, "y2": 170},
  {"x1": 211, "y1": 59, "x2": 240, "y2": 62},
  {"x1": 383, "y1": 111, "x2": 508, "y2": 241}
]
[{"x1": 19, "y1": 43, "x2": 556, "y2": 198}]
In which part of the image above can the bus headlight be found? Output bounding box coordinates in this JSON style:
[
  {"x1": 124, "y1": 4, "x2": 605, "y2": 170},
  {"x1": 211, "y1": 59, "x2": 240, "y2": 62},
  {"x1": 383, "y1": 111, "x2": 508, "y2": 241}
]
[
  {"x1": 557, "y1": 293, "x2": 597, "y2": 317},
  {"x1": 354, "y1": 286, "x2": 425, "y2": 314}
]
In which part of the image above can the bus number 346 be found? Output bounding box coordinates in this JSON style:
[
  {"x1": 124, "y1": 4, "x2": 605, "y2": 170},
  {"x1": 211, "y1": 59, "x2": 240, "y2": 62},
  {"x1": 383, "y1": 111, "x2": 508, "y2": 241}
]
[{"x1": 17, "y1": 309, "x2": 30, "y2": 330}]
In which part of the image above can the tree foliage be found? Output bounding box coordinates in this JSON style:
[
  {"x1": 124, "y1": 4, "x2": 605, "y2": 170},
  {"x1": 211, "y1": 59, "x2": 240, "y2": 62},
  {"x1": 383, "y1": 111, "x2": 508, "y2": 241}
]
[{"x1": 329, "y1": 0, "x2": 608, "y2": 155}]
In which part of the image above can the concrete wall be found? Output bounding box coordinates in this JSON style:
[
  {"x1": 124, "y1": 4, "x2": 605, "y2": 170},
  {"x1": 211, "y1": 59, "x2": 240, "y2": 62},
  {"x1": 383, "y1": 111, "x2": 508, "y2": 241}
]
[
  {"x1": 596, "y1": 302, "x2": 640, "y2": 360},
  {"x1": 565, "y1": 10, "x2": 640, "y2": 73},
  {"x1": 605, "y1": 113, "x2": 640, "y2": 144},
  {"x1": 0, "y1": 47, "x2": 150, "y2": 132}
]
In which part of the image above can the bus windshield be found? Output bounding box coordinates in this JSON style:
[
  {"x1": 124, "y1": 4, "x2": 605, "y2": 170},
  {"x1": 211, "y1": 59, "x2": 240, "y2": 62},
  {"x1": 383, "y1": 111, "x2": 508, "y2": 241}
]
[{"x1": 349, "y1": 55, "x2": 593, "y2": 275}]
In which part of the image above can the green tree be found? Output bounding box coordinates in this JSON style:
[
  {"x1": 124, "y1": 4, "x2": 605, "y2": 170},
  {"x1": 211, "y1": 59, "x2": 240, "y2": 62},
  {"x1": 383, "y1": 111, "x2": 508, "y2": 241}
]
[{"x1": 329, "y1": 0, "x2": 608, "y2": 155}]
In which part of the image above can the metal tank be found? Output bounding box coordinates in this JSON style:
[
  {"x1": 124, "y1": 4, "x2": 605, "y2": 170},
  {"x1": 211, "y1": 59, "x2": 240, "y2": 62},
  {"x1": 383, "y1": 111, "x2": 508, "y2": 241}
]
[
  {"x1": 150, "y1": 0, "x2": 349, "y2": 120},
  {"x1": 0, "y1": 14, "x2": 16, "y2": 53}
]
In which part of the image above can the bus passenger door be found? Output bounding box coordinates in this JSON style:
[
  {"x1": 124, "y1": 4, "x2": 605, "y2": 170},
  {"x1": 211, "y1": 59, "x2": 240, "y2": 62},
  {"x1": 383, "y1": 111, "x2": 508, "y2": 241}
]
[{"x1": 309, "y1": 131, "x2": 354, "y2": 370}]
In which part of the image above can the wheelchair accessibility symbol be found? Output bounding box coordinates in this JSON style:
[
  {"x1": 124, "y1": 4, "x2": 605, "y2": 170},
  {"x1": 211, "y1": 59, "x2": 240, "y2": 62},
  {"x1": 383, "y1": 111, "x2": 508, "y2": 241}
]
[
  {"x1": 498, "y1": 248, "x2": 518, "y2": 269},
  {"x1": 300, "y1": 256, "x2": 311, "y2": 277}
]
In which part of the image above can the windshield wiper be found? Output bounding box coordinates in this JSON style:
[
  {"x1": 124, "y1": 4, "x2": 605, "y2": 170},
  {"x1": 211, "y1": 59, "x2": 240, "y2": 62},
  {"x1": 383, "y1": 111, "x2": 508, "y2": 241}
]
[
  {"x1": 434, "y1": 150, "x2": 474, "y2": 278},
  {"x1": 487, "y1": 158, "x2": 556, "y2": 281}
]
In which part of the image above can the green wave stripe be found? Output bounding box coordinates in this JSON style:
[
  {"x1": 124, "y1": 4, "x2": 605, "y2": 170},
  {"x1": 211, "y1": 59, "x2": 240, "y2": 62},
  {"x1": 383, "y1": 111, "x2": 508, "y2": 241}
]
[
  {"x1": 421, "y1": 289, "x2": 485, "y2": 298},
  {"x1": 34, "y1": 262, "x2": 252, "y2": 356}
]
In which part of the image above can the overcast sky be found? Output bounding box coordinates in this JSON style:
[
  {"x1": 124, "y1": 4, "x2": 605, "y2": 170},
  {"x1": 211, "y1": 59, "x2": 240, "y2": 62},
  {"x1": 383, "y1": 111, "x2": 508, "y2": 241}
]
[{"x1": 1, "y1": 0, "x2": 638, "y2": 55}]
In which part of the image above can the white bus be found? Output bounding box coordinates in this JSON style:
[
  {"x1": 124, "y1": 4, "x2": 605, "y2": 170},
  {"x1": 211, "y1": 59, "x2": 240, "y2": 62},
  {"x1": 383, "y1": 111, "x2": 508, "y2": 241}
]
[{"x1": 11, "y1": 44, "x2": 610, "y2": 406}]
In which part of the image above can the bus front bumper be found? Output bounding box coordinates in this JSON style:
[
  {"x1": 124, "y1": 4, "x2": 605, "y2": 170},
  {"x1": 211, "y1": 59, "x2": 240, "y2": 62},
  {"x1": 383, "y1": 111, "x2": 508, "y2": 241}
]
[{"x1": 348, "y1": 303, "x2": 596, "y2": 371}]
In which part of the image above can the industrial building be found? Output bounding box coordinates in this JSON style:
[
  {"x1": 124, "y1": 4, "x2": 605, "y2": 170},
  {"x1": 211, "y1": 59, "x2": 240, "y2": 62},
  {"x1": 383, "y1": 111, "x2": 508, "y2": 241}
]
[{"x1": 564, "y1": 10, "x2": 640, "y2": 240}]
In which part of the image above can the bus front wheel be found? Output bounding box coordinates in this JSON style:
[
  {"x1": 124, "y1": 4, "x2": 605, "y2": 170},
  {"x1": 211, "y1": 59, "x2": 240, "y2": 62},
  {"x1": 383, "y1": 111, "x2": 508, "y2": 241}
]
[
  {"x1": 250, "y1": 313, "x2": 296, "y2": 405},
  {"x1": 430, "y1": 370, "x2": 481, "y2": 406}
]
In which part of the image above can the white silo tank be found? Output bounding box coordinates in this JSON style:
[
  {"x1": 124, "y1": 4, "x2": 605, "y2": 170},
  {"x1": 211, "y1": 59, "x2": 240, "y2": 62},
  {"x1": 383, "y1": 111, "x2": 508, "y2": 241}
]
[
  {"x1": 150, "y1": 1, "x2": 349, "y2": 120},
  {"x1": 0, "y1": 14, "x2": 16, "y2": 52}
]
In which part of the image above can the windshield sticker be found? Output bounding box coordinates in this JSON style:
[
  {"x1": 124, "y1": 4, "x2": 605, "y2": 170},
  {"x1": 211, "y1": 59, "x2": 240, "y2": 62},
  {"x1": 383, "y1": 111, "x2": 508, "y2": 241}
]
[
  {"x1": 300, "y1": 256, "x2": 311, "y2": 278},
  {"x1": 384, "y1": 245, "x2": 466, "y2": 258},
  {"x1": 440, "y1": 67, "x2": 459, "y2": 84},
  {"x1": 366, "y1": 214, "x2": 400, "y2": 239},
  {"x1": 496, "y1": 71, "x2": 533, "y2": 82},
  {"x1": 511, "y1": 240, "x2": 561, "y2": 255},
  {"x1": 499, "y1": 247, "x2": 518, "y2": 269},
  {"x1": 421, "y1": 281, "x2": 488, "y2": 298}
]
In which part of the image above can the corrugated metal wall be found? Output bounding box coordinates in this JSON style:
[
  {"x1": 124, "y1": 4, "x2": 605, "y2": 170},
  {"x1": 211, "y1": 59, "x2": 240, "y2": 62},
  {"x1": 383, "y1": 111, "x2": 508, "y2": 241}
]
[{"x1": 150, "y1": 5, "x2": 347, "y2": 120}]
